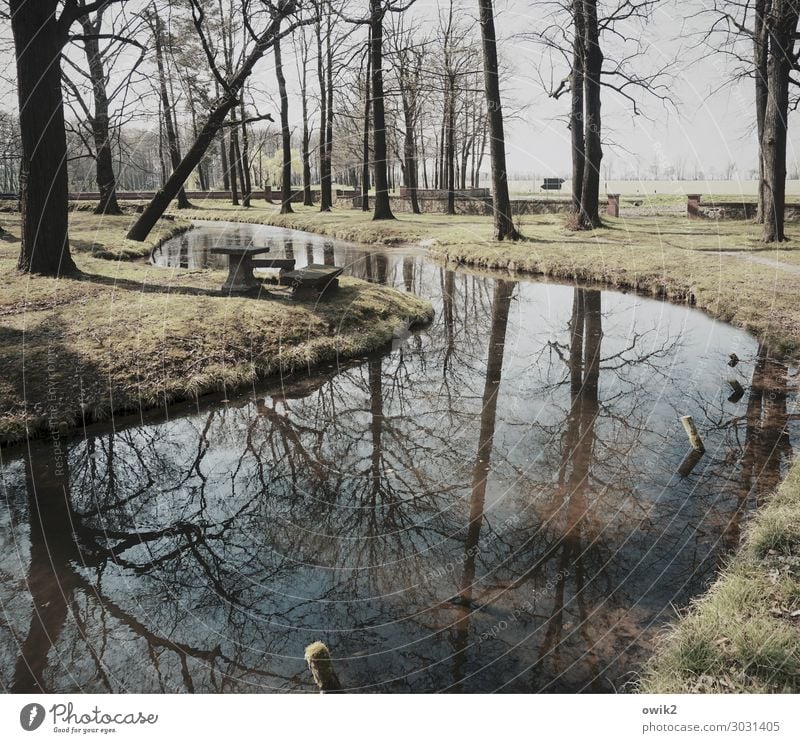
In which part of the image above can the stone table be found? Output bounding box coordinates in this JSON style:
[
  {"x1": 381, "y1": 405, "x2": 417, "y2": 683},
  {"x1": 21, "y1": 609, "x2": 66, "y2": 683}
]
[{"x1": 210, "y1": 245, "x2": 271, "y2": 292}]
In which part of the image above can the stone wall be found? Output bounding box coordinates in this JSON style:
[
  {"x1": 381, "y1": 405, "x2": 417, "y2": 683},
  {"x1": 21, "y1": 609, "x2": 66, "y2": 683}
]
[
  {"x1": 350, "y1": 195, "x2": 582, "y2": 215},
  {"x1": 694, "y1": 201, "x2": 800, "y2": 221}
]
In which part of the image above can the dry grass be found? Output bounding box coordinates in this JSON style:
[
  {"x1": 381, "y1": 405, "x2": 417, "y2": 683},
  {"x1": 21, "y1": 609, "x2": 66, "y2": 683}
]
[{"x1": 0, "y1": 214, "x2": 433, "y2": 446}]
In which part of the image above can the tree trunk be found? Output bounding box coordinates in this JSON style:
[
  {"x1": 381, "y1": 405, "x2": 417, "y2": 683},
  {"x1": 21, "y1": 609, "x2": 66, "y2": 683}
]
[
  {"x1": 11, "y1": 0, "x2": 77, "y2": 275},
  {"x1": 362, "y1": 34, "x2": 372, "y2": 212},
  {"x1": 445, "y1": 80, "x2": 456, "y2": 215},
  {"x1": 127, "y1": 7, "x2": 290, "y2": 241},
  {"x1": 316, "y1": 14, "x2": 332, "y2": 211},
  {"x1": 229, "y1": 121, "x2": 240, "y2": 205},
  {"x1": 239, "y1": 101, "x2": 252, "y2": 207},
  {"x1": 299, "y1": 33, "x2": 314, "y2": 205},
  {"x1": 370, "y1": 1, "x2": 394, "y2": 220},
  {"x1": 401, "y1": 91, "x2": 420, "y2": 213},
  {"x1": 570, "y1": 0, "x2": 585, "y2": 213},
  {"x1": 761, "y1": 1, "x2": 797, "y2": 243},
  {"x1": 324, "y1": 27, "x2": 334, "y2": 205},
  {"x1": 755, "y1": 0, "x2": 769, "y2": 223},
  {"x1": 477, "y1": 0, "x2": 519, "y2": 239},
  {"x1": 274, "y1": 24, "x2": 293, "y2": 213},
  {"x1": 579, "y1": 0, "x2": 602, "y2": 228},
  {"x1": 80, "y1": 13, "x2": 122, "y2": 215},
  {"x1": 152, "y1": 8, "x2": 190, "y2": 209}
]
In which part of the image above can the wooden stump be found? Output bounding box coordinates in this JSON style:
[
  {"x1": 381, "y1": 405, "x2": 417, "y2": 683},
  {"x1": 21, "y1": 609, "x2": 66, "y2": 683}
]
[{"x1": 304, "y1": 641, "x2": 342, "y2": 693}]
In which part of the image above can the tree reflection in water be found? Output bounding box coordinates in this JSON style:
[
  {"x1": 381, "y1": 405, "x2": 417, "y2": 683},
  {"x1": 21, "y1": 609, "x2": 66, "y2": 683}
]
[{"x1": 1, "y1": 239, "x2": 797, "y2": 693}]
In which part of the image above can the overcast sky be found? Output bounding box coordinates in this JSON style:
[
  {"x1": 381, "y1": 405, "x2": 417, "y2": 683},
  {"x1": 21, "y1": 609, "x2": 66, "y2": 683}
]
[{"x1": 1, "y1": 0, "x2": 797, "y2": 182}]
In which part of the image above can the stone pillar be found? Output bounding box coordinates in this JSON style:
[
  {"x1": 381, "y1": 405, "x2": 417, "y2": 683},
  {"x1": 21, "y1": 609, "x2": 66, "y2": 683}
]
[
  {"x1": 606, "y1": 194, "x2": 620, "y2": 218},
  {"x1": 687, "y1": 194, "x2": 701, "y2": 219}
]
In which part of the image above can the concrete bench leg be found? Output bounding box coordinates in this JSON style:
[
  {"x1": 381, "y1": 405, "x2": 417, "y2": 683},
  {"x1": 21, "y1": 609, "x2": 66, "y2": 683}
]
[{"x1": 222, "y1": 254, "x2": 261, "y2": 292}]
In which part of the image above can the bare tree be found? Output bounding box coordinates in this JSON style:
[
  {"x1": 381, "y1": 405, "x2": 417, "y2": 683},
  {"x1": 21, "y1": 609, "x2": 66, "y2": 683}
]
[
  {"x1": 10, "y1": 0, "x2": 132, "y2": 275},
  {"x1": 127, "y1": 0, "x2": 307, "y2": 241},
  {"x1": 62, "y1": 3, "x2": 145, "y2": 214},
  {"x1": 477, "y1": 0, "x2": 519, "y2": 239}
]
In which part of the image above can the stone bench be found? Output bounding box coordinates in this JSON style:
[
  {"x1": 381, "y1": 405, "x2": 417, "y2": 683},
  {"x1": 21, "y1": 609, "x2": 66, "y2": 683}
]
[{"x1": 280, "y1": 263, "x2": 344, "y2": 299}]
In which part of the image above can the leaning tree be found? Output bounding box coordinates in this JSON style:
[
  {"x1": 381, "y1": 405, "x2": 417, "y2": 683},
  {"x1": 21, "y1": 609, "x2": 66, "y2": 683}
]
[{"x1": 126, "y1": 0, "x2": 310, "y2": 241}]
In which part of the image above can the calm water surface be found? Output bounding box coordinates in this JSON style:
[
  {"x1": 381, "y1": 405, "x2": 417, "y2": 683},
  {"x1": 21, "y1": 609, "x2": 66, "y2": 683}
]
[{"x1": 0, "y1": 221, "x2": 796, "y2": 692}]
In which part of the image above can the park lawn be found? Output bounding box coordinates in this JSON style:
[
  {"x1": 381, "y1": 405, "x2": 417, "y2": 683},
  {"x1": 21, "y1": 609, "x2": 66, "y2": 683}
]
[
  {"x1": 0, "y1": 214, "x2": 433, "y2": 446},
  {"x1": 169, "y1": 199, "x2": 800, "y2": 693}
]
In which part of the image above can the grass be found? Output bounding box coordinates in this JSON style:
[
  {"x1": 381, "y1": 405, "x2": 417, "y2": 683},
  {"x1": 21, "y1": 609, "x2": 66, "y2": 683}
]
[
  {"x1": 0, "y1": 211, "x2": 433, "y2": 446},
  {"x1": 170, "y1": 200, "x2": 800, "y2": 354},
  {"x1": 639, "y1": 464, "x2": 800, "y2": 693}
]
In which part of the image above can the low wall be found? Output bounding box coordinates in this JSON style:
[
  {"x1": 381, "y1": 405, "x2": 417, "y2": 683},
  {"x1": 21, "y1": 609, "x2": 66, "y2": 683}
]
[
  {"x1": 350, "y1": 195, "x2": 581, "y2": 216},
  {"x1": 696, "y1": 201, "x2": 800, "y2": 221}
]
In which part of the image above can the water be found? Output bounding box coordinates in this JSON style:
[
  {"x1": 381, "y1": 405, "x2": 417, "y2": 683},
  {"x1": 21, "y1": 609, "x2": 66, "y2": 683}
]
[{"x1": 1, "y1": 222, "x2": 796, "y2": 693}]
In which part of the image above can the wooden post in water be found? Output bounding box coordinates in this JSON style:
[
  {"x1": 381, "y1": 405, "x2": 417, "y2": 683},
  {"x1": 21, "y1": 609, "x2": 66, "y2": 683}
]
[
  {"x1": 680, "y1": 415, "x2": 705, "y2": 452},
  {"x1": 728, "y1": 379, "x2": 745, "y2": 403},
  {"x1": 304, "y1": 641, "x2": 342, "y2": 693}
]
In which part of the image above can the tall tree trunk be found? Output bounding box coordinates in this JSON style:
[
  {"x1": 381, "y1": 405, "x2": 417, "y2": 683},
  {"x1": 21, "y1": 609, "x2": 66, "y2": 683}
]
[
  {"x1": 274, "y1": 24, "x2": 293, "y2": 213},
  {"x1": 299, "y1": 33, "x2": 314, "y2": 206},
  {"x1": 370, "y1": 0, "x2": 394, "y2": 220},
  {"x1": 761, "y1": 0, "x2": 798, "y2": 243},
  {"x1": 324, "y1": 26, "x2": 334, "y2": 204},
  {"x1": 239, "y1": 100, "x2": 252, "y2": 206},
  {"x1": 570, "y1": 0, "x2": 585, "y2": 213},
  {"x1": 401, "y1": 91, "x2": 420, "y2": 213},
  {"x1": 477, "y1": 0, "x2": 519, "y2": 239},
  {"x1": 579, "y1": 0, "x2": 602, "y2": 228},
  {"x1": 445, "y1": 79, "x2": 456, "y2": 215},
  {"x1": 80, "y1": 13, "x2": 122, "y2": 215},
  {"x1": 229, "y1": 119, "x2": 240, "y2": 205},
  {"x1": 362, "y1": 35, "x2": 372, "y2": 212},
  {"x1": 11, "y1": 0, "x2": 77, "y2": 275},
  {"x1": 316, "y1": 12, "x2": 332, "y2": 211},
  {"x1": 755, "y1": 0, "x2": 769, "y2": 223},
  {"x1": 152, "y1": 8, "x2": 190, "y2": 209}
]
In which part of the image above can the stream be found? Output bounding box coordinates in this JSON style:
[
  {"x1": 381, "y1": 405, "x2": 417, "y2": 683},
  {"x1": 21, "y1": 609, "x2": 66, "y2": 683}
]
[{"x1": 0, "y1": 220, "x2": 796, "y2": 692}]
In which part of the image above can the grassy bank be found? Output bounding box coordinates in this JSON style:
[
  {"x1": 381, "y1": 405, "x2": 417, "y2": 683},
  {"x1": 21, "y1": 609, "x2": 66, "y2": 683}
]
[
  {"x1": 167, "y1": 200, "x2": 800, "y2": 693},
  {"x1": 639, "y1": 465, "x2": 800, "y2": 693},
  {"x1": 0, "y1": 213, "x2": 433, "y2": 446}
]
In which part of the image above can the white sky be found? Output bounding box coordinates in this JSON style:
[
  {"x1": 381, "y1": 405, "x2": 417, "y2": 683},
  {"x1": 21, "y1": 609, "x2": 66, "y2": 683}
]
[{"x1": 0, "y1": 0, "x2": 797, "y2": 181}]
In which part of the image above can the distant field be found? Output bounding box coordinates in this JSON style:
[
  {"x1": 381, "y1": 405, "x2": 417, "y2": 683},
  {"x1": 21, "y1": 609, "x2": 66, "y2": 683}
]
[{"x1": 507, "y1": 178, "x2": 800, "y2": 200}]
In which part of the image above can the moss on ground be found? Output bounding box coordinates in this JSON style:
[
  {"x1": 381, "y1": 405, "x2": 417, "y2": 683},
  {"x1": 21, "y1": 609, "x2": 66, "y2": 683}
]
[{"x1": 0, "y1": 214, "x2": 433, "y2": 446}]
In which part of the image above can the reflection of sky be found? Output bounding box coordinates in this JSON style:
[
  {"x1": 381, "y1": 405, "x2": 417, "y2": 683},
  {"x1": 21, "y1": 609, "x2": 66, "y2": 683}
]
[{"x1": 1, "y1": 226, "x2": 797, "y2": 693}]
